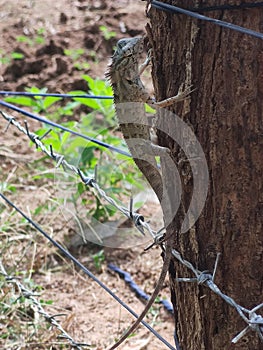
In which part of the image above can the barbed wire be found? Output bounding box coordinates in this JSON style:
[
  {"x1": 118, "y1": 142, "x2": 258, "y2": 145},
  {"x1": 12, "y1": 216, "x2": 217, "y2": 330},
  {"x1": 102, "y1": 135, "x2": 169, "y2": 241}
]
[
  {"x1": 0, "y1": 109, "x2": 157, "y2": 239},
  {"x1": 0, "y1": 259, "x2": 89, "y2": 350},
  {"x1": 1, "y1": 109, "x2": 262, "y2": 346},
  {"x1": 0, "y1": 2, "x2": 261, "y2": 347},
  {"x1": 171, "y1": 250, "x2": 263, "y2": 343},
  {"x1": 150, "y1": 0, "x2": 263, "y2": 40},
  {"x1": 0, "y1": 100, "x2": 131, "y2": 157},
  {"x1": 0, "y1": 195, "x2": 175, "y2": 350},
  {"x1": 0, "y1": 109, "x2": 177, "y2": 350}
]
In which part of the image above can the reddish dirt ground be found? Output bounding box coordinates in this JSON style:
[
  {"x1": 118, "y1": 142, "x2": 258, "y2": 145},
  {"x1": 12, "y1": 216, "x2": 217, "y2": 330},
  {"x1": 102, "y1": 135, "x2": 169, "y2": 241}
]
[{"x1": 0, "y1": 1, "x2": 175, "y2": 350}]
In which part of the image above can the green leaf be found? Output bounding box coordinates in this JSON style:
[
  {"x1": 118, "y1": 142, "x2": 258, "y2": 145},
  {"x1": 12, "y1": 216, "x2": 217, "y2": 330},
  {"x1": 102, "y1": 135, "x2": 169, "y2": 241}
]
[
  {"x1": 26, "y1": 86, "x2": 48, "y2": 94},
  {"x1": 63, "y1": 136, "x2": 90, "y2": 154},
  {"x1": 77, "y1": 182, "x2": 86, "y2": 196},
  {"x1": 16, "y1": 35, "x2": 33, "y2": 46},
  {"x1": 37, "y1": 27, "x2": 45, "y2": 35},
  {"x1": 60, "y1": 130, "x2": 71, "y2": 146},
  {"x1": 61, "y1": 101, "x2": 80, "y2": 112},
  {"x1": 40, "y1": 299, "x2": 54, "y2": 305},
  {"x1": 80, "y1": 146, "x2": 96, "y2": 166},
  {"x1": 82, "y1": 75, "x2": 95, "y2": 89},
  {"x1": 43, "y1": 96, "x2": 62, "y2": 109},
  {"x1": 34, "y1": 36, "x2": 45, "y2": 45},
  {"x1": 4, "y1": 96, "x2": 35, "y2": 107},
  {"x1": 11, "y1": 52, "x2": 24, "y2": 60},
  {"x1": 16, "y1": 35, "x2": 29, "y2": 43},
  {"x1": 77, "y1": 97, "x2": 100, "y2": 110},
  {"x1": 99, "y1": 26, "x2": 116, "y2": 40},
  {"x1": 0, "y1": 182, "x2": 17, "y2": 193}
]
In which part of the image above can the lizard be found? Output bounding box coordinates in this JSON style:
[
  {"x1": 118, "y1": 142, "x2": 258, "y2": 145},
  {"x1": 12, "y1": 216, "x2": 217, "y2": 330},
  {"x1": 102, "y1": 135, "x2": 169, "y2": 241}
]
[{"x1": 106, "y1": 36, "x2": 189, "y2": 349}]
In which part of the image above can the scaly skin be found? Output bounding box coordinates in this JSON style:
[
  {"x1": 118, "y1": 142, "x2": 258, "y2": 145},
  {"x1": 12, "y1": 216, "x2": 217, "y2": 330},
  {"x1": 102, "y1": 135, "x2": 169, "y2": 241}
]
[
  {"x1": 106, "y1": 36, "x2": 188, "y2": 349},
  {"x1": 106, "y1": 36, "x2": 165, "y2": 203}
]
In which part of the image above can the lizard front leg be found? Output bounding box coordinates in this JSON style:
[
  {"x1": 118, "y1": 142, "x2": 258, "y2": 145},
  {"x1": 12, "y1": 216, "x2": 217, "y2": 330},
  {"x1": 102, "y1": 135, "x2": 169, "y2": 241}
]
[
  {"x1": 140, "y1": 49, "x2": 193, "y2": 108},
  {"x1": 154, "y1": 84, "x2": 194, "y2": 108},
  {"x1": 139, "y1": 48, "x2": 152, "y2": 76}
]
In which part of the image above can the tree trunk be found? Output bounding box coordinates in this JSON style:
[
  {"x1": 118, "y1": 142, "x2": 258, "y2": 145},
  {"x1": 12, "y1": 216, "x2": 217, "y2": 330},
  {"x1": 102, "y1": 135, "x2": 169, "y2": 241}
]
[{"x1": 146, "y1": 1, "x2": 263, "y2": 349}]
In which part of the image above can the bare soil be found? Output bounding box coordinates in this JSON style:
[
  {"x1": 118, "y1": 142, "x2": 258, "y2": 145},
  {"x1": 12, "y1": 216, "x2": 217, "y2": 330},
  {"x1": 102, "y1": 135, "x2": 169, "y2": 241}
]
[{"x1": 0, "y1": 1, "x2": 174, "y2": 349}]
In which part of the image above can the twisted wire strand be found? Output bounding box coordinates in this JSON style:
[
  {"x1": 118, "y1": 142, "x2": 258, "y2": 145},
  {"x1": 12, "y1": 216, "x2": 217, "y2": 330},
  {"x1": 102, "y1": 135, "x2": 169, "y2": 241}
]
[
  {"x1": 0, "y1": 100, "x2": 131, "y2": 157},
  {"x1": 172, "y1": 249, "x2": 263, "y2": 342}
]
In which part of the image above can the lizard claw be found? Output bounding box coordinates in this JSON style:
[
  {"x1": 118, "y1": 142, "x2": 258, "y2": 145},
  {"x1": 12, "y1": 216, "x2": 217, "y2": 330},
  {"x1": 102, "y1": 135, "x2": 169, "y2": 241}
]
[{"x1": 146, "y1": 48, "x2": 153, "y2": 62}]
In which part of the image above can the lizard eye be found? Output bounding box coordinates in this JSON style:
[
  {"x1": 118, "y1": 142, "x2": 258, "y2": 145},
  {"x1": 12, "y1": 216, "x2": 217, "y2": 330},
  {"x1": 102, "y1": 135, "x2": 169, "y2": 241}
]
[{"x1": 124, "y1": 49, "x2": 132, "y2": 57}]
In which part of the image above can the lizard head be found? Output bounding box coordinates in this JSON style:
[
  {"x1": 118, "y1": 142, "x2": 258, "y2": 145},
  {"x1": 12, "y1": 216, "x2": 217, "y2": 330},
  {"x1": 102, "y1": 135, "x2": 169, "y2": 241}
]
[
  {"x1": 114, "y1": 36, "x2": 144, "y2": 60},
  {"x1": 106, "y1": 36, "x2": 151, "y2": 103},
  {"x1": 108, "y1": 36, "x2": 145, "y2": 80}
]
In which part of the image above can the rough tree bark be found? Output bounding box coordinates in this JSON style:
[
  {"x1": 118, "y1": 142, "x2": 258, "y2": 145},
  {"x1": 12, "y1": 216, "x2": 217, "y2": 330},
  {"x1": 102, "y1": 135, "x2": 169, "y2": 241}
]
[{"x1": 146, "y1": 1, "x2": 263, "y2": 349}]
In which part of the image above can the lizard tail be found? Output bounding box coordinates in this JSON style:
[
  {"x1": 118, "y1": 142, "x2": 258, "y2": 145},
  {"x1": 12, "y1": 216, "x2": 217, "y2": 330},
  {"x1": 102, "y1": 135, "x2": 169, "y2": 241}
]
[
  {"x1": 134, "y1": 158, "x2": 163, "y2": 203},
  {"x1": 106, "y1": 246, "x2": 173, "y2": 350}
]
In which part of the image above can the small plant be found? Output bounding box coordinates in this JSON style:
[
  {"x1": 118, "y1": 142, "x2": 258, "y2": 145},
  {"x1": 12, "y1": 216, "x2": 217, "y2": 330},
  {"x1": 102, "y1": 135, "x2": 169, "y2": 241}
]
[
  {"x1": 92, "y1": 249, "x2": 105, "y2": 271},
  {"x1": 73, "y1": 61, "x2": 90, "y2": 71},
  {"x1": 10, "y1": 52, "x2": 24, "y2": 60},
  {"x1": 99, "y1": 25, "x2": 116, "y2": 40},
  {"x1": 72, "y1": 75, "x2": 115, "y2": 126},
  {"x1": 0, "y1": 49, "x2": 24, "y2": 65},
  {"x1": 35, "y1": 27, "x2": 46, "y2": 45},
  {"x1": 0, "y1": 273, "x2": 55, "y2": 347},
  {"x1": 148, "y1": 299, "x2": 161, "y2": 326},
  {"x1": 89, "y1": 50, "x2": 99, "y2": 63},
  {"x1": 4, "y1": 86, "x2": 78, "y2": 117},
  {"x1": 16, "y1": 28, "x2": 46, "y2": 46},
  {"x1": 64, "y1": 48, "x2": 85, "y2": 61},
  {"x1": 3, "y1": 75, "x2": 143, "y2": 225},
  {"x1": 64, "y1": 48, "x2": 90, "y2": 71},
  {"x1": 0, "y1": 49, "x2": 10, "y2": 65},
  {"x1": 16, "y1": 35, "x2": 33, "y2": 46},
  {"x1": 0, "y1": 181, "x2": 17, "y2": 194}
]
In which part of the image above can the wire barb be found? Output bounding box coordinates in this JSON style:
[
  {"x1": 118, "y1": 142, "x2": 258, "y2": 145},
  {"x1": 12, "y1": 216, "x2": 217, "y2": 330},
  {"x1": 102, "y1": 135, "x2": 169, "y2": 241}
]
[
  {"x1": 39, "y1": 128, "x2": 52, "y2": 141},
  {"x1": 77, "y1": 168, "x2": 95, "y2": 187},
  {"x1": 0, "y1": 100, "x2": 131, "y2": 157},
  {"x1": 1, "y1": 109, "x2": 262, "y2": 346},
  {"x1": 2, "y1": 111, "x2": 15, "y2": 132}
]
